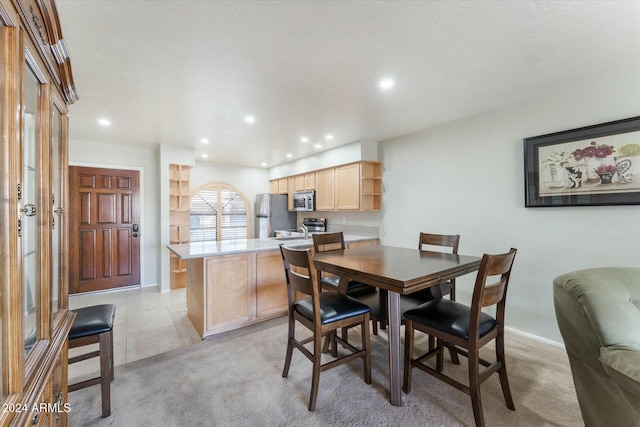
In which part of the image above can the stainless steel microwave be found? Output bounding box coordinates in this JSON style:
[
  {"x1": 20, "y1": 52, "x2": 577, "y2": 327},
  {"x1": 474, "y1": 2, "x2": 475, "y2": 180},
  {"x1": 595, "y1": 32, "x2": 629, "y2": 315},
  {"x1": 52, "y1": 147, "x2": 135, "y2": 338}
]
[{"x1": 292, "y1": 190, "x2": 315, "y2": 211}]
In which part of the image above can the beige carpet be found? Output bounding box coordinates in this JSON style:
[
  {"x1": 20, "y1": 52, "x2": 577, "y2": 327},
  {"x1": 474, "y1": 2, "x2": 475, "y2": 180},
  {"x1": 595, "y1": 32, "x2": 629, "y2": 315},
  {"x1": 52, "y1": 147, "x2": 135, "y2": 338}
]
[{"x1": 68, "y1": 317, "x2": 582, "y2": 426}]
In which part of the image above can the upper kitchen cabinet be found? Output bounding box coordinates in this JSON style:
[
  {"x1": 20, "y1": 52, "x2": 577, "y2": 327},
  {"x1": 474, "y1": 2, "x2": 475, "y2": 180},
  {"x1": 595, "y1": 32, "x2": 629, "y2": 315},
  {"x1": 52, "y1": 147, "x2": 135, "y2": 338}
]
[
  {"x1": 335, "y1": 163, "x2": 360, "y2": 210},
  {"x1": 315, "y1": 168, "x2": 335, "y2": 211},
  {"x1": 269, "y1": 180, "x2": 278, "y2": 194},
  {"x1": 270, "y1": 161, "x2": 382, "y2": 212},
  {"x1": 277, "y1": 178, "x2": 288, "y2": 194},
  {"x1": 0, "y1": 0, "x2": 78, "y2": 425},
  {"x1": 304, "y1": 173, "x2": 315, "y2": 190},
  {"x1": 334, "y1": 161, "x2": 382, "y2": 211}
]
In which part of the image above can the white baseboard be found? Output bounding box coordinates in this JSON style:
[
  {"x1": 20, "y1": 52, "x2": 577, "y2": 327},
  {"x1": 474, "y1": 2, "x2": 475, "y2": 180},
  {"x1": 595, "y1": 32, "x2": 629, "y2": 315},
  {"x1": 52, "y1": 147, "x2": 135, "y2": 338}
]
[{"x1": 505, "y1": 326, "x2": 565, "y2": 348}]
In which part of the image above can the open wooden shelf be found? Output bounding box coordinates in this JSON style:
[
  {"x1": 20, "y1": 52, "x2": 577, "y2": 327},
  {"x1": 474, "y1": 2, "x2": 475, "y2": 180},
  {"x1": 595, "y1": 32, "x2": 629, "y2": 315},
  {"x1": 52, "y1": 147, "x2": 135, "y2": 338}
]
[
  {"x1": 360, "y1": 161, "x2": 382, "y2": 211},
  {"x1": 169, "y1": 164, "x2": 190, "y2": 289}
]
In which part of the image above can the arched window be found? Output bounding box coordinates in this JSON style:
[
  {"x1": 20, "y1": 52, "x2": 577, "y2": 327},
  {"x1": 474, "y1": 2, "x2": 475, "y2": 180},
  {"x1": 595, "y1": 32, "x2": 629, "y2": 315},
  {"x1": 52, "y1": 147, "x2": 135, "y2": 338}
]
[{"x1": 189, "y1": 182, "x2": 250, "y2": 242}]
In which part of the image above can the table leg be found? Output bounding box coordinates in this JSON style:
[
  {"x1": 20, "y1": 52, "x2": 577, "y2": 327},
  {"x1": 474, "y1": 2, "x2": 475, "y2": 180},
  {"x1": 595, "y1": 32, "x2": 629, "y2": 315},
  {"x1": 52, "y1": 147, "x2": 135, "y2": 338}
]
[{"x1": 387, "y1": 291, "x2": 402, "y2": 406}]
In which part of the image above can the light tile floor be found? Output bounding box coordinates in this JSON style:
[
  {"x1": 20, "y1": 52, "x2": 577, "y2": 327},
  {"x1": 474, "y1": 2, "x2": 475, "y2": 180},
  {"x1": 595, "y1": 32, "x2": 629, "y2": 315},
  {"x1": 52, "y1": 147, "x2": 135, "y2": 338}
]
[{"x1": 68, "y1": 286, "x2": 201, "y2": 383}]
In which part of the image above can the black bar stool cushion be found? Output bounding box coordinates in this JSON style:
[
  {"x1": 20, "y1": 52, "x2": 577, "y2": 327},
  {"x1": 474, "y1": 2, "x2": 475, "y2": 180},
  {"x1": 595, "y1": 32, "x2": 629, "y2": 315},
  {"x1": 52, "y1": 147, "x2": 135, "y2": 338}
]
[
  {"x1": 69, "y1": 304, "x2": 116, "y2": 340},
  {"x1": 354, "y1": 289, "x2": 425, "y2": 321},
  {"x1": 404, "y1": 299, "x2": 496, "y2": 340},
  {"x1": 296, "y1": 293, "x2": 371, "y2": 325}
]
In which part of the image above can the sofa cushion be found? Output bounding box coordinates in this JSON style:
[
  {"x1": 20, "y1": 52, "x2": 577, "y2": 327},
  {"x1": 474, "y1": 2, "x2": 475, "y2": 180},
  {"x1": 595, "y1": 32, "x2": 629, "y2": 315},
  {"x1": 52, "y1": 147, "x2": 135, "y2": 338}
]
[
  {"x1": 600, "y1": 344, "x2": 640, "y2": 398},
  {"x1": 553, "y1": 267, "x2": 640, "y2": 348}
]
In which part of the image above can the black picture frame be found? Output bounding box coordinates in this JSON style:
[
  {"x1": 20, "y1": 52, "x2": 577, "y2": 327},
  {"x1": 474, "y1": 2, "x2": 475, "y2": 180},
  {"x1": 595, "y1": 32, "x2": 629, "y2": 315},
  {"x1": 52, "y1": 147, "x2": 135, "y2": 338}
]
[{"x1": 524, "y1": 116, "x2": 640, "y2": 207}]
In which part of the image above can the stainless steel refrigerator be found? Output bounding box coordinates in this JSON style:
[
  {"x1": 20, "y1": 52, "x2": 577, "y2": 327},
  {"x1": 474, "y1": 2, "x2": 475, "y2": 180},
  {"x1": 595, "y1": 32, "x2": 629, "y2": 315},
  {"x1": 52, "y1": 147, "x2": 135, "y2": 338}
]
[{"x1": 255, "y1": 194, "x2": 296, "y2": 238}]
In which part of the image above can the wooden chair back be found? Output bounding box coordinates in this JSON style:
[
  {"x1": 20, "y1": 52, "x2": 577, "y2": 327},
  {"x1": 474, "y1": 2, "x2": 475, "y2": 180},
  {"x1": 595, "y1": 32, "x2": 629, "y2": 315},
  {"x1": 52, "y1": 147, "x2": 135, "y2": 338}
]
[
  {"x1": 418, "y1": 232, "x2": 461, "y2": 300},
  {"x1": 312, "y1": 232, "x2": 346, "y2": 253},
  {"x1": 470, "y1": 248, "x2": 517, "y2": 336},
  {"x1": 280, "y1": 244, "x2": 314, "y2": 296},
  {"x1": 418, "y1": 232, "x2": 460, "y2": 254}
]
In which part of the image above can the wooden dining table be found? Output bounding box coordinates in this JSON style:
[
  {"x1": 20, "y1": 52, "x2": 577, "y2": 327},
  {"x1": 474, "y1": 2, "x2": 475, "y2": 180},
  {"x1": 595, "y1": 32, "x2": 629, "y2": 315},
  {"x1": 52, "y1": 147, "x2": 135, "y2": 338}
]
[{"x1": 313, "y1": 244, "x2": 481, "y2": 406}]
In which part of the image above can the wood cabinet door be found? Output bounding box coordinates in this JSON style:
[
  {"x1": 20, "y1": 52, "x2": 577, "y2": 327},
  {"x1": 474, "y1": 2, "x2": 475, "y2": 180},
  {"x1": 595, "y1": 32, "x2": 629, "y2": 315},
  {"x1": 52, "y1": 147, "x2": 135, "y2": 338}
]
[
  {"x1": 205, "y1": 255, "x2": 252, "y2": 331},
  {"x1": 255, "y1": 252, "x2": 287, "y2": 318},
  {"x1": 278, "y1": 178, "x2": 288, "y2": 194},
  {"x1": 315, "y1": 168, "x2": 335, "y2": 211},
  {"x1": 269, "y1": 180, "x2": 278, "y2": 194},
  {"x1": 68, "y1": 167, "x2": 141, "y2": 293},
  {"x1": 335, "y1": 163, "x2": 360, "y2": 210},
  {"x1": 304, "y1": 173, "x2": 315, "y2": 190},
  {"x1": 294, "y1": 175, "x2": 304, "y2": 191}
]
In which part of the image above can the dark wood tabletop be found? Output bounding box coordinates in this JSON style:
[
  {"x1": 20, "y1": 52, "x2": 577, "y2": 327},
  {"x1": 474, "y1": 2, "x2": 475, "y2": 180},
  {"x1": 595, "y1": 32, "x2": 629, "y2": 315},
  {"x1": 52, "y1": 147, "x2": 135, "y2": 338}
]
[{"x1": 313, "y1": 245, "x2": 482, "y2": 295}]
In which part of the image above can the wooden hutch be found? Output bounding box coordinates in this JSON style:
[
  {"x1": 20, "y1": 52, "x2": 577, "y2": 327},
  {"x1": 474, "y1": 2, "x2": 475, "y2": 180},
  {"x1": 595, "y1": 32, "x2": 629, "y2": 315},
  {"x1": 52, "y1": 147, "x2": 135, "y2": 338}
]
[{"x1": 0, "y1": 0, "x2": 77, "y2": 426}]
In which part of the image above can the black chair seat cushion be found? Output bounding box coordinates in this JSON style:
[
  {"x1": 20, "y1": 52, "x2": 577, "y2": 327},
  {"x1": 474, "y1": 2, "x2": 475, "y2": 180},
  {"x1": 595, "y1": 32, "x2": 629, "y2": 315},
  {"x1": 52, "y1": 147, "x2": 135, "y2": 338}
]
[
  {"x1": 354, "y1": 289, "x2": 425, "y2": 321},
  {"x1": 403, "y1": 299, "x2": 496, "y2": 340},
  {"x1": 319, "y1": 275, "x2": 377, "y2": 296},
  {"x1": 295, "y1": 293, "x2": 371, "y2": 325},
  {"x1": 69, "y1": 304, "x2": 116, "y2": 340}
]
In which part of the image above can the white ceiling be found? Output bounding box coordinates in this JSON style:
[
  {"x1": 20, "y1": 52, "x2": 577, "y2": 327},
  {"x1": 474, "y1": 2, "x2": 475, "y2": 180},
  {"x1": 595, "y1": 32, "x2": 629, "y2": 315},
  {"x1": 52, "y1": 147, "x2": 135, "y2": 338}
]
[{"x1": 56, "y1": 1, "x2": 640, "y2": 168}]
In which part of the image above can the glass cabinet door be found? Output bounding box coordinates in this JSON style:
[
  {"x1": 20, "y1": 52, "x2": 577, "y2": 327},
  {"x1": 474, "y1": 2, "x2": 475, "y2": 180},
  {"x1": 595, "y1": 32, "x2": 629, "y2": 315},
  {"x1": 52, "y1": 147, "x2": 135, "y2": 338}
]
[
  {"x1": 51, "y1": 104, "x2": 65, "y2": 319},
  {"x1": 22, "y1": 63, "x2": 41, "y2": 358}
]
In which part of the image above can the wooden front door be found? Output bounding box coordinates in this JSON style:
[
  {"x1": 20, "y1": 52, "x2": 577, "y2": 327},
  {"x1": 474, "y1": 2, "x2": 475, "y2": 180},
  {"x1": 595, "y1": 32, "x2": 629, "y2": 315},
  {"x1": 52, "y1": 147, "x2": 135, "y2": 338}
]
[{"x1": 69, "y1": 166, "x2": 141, "y2": 294}]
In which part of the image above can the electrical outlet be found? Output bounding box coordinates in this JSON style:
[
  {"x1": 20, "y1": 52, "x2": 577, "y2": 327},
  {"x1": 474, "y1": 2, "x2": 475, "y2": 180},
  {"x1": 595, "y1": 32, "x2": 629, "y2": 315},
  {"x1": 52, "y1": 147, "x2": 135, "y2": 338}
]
[{"x1": 342, "y1": 217, "x2": 347, "y2": 224}]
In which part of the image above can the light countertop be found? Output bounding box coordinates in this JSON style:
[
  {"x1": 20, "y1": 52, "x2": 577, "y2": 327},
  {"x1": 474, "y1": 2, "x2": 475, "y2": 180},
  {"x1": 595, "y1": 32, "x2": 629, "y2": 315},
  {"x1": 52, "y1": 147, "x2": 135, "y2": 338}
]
[{"x1": 167, "y1": 234, "x2": 379, "y2": 259}]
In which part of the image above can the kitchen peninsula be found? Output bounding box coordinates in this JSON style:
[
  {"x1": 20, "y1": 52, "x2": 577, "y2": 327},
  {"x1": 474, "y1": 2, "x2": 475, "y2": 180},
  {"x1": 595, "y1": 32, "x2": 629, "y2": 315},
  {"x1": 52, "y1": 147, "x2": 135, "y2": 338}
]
[{"x1": 168, "y1": 234, "x2": 378, "y2": 338}]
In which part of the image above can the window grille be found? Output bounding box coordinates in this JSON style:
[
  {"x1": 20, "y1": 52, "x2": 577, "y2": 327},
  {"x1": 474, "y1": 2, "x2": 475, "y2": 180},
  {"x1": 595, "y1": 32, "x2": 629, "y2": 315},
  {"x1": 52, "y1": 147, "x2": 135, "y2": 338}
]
[{"x1": 189, "y1": 184, "x2": 249, "y2": 242}]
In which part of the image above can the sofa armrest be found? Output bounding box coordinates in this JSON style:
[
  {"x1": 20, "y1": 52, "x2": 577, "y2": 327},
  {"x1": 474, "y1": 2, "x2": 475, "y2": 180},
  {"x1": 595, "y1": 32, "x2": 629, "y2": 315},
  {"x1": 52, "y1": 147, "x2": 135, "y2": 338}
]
[{"x1": 600, "y1": 345, "x2": 640, "y2": 398}]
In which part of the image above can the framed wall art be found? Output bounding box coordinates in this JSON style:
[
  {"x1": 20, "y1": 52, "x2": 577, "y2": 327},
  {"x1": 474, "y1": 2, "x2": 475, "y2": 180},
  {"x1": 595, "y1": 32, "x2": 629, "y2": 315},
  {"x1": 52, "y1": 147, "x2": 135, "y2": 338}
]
[{"x1": 524, "y1": 116, "x2": 640, "y2": 207}]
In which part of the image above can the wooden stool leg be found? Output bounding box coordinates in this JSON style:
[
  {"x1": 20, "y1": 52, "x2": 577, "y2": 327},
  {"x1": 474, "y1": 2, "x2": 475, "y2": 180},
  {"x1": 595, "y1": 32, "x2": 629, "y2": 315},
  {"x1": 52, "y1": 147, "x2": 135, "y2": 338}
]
[
  {"x1": 361, "y1": 314, "x2": 371, "y2": 384},
  {"x1": 110, "y1": 329, "x2": 115, "y2": 381},
  {"x1": 308, "y1": 335, "x2": 322, "y2": 411},
  {"x1": 469, "y1": 350, "x2": 484, "y2": 427},
  {"x1": 99, "y1": 331, "x2": 112, "y2": 418}
]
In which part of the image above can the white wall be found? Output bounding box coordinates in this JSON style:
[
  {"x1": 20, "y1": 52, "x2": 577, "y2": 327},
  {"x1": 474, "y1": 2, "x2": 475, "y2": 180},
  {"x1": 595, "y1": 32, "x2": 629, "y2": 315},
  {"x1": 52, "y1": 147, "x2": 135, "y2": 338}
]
[
  {"x1": 269, "y1": 140, "x2": 378, "y2": 179},
  {"x1": 68, "y1": 140, "x2": 160, "y2": 287},
  {"x1": 190, "y1": 160, "x2": 271, "y2": 234},
  {"x1": 379, "y1": 70, "x2": 640, "y2": 342}
]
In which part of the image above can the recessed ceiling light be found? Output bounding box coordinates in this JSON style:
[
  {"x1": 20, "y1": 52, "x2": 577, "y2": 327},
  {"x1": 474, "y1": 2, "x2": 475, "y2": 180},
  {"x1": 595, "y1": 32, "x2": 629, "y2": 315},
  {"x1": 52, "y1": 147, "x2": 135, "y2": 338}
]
[
  {"x1": 244, "y1": 115, "x2": 255, "y2": 124},
  {"x1": 325, "y1": 134, "x2": 333, "y2": 140},
  {"x1": 379, "y1": 78, "x2": 395, "y2": 90},
  {"x1": 286, "y1": 153, "x2": 293, "y2": 158},
  {"x1": 201, "y1": 154, "x2": 208, "y2": 158},
  {"x1": 261, "y1": 162, "x2": 267, "y2": 167},
  {"x1": 300, "y1": 137, "x2": 309, "y2": 143},
  {"x1": 97, "y1": 118, "x2": 111, "y2": 127},
  {"x1": 200, "y1": 138, "x2": 209, "y2": 144},
  {"x1": 314, "y1": 144, "x2": 322, "y2": 149}
]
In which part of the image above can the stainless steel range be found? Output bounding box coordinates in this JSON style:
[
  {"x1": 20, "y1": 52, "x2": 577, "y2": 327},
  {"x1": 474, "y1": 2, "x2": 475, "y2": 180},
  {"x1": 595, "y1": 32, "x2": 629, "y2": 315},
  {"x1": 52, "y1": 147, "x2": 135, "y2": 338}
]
[{"x1": 302, "y1": 217, "x2": 326, "y2": 233}]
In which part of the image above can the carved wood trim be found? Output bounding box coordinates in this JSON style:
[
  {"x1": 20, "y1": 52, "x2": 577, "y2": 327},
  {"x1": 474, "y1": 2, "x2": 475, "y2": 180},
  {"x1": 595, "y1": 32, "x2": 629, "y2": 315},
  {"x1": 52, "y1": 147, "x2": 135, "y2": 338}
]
[{"x1": 15, "y1": 0, "x2": 77, "y2": 104}]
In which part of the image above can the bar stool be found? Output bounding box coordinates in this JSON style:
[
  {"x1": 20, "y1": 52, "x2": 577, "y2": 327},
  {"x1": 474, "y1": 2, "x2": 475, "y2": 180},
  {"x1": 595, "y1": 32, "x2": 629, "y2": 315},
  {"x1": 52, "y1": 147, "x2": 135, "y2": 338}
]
[{"x1": 68, "y1": 304, "x2": 116, "y2": 418}]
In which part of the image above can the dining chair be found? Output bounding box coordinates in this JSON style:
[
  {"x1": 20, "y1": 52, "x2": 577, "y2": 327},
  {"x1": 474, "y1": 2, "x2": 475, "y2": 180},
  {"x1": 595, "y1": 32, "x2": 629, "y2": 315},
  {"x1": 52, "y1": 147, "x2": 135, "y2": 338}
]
[
  {"x1": 312, "y1": 232, "x2": 378, "y2": 345},
  {"x1": 374, "y1": 232, "x2": 461, "y2": 336},
  {"x1": 279, "y1": 244, "x2": 372, "y2": 411},
  {"x1": 402, "y1": 248, "x2": 517, "y2": 427},
  {"x1": 312, "y1": 232, "x2": 375, "y2": 296},
  {"x1": 418, "y1": 232, "x2": 461, "y2": 300}
]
